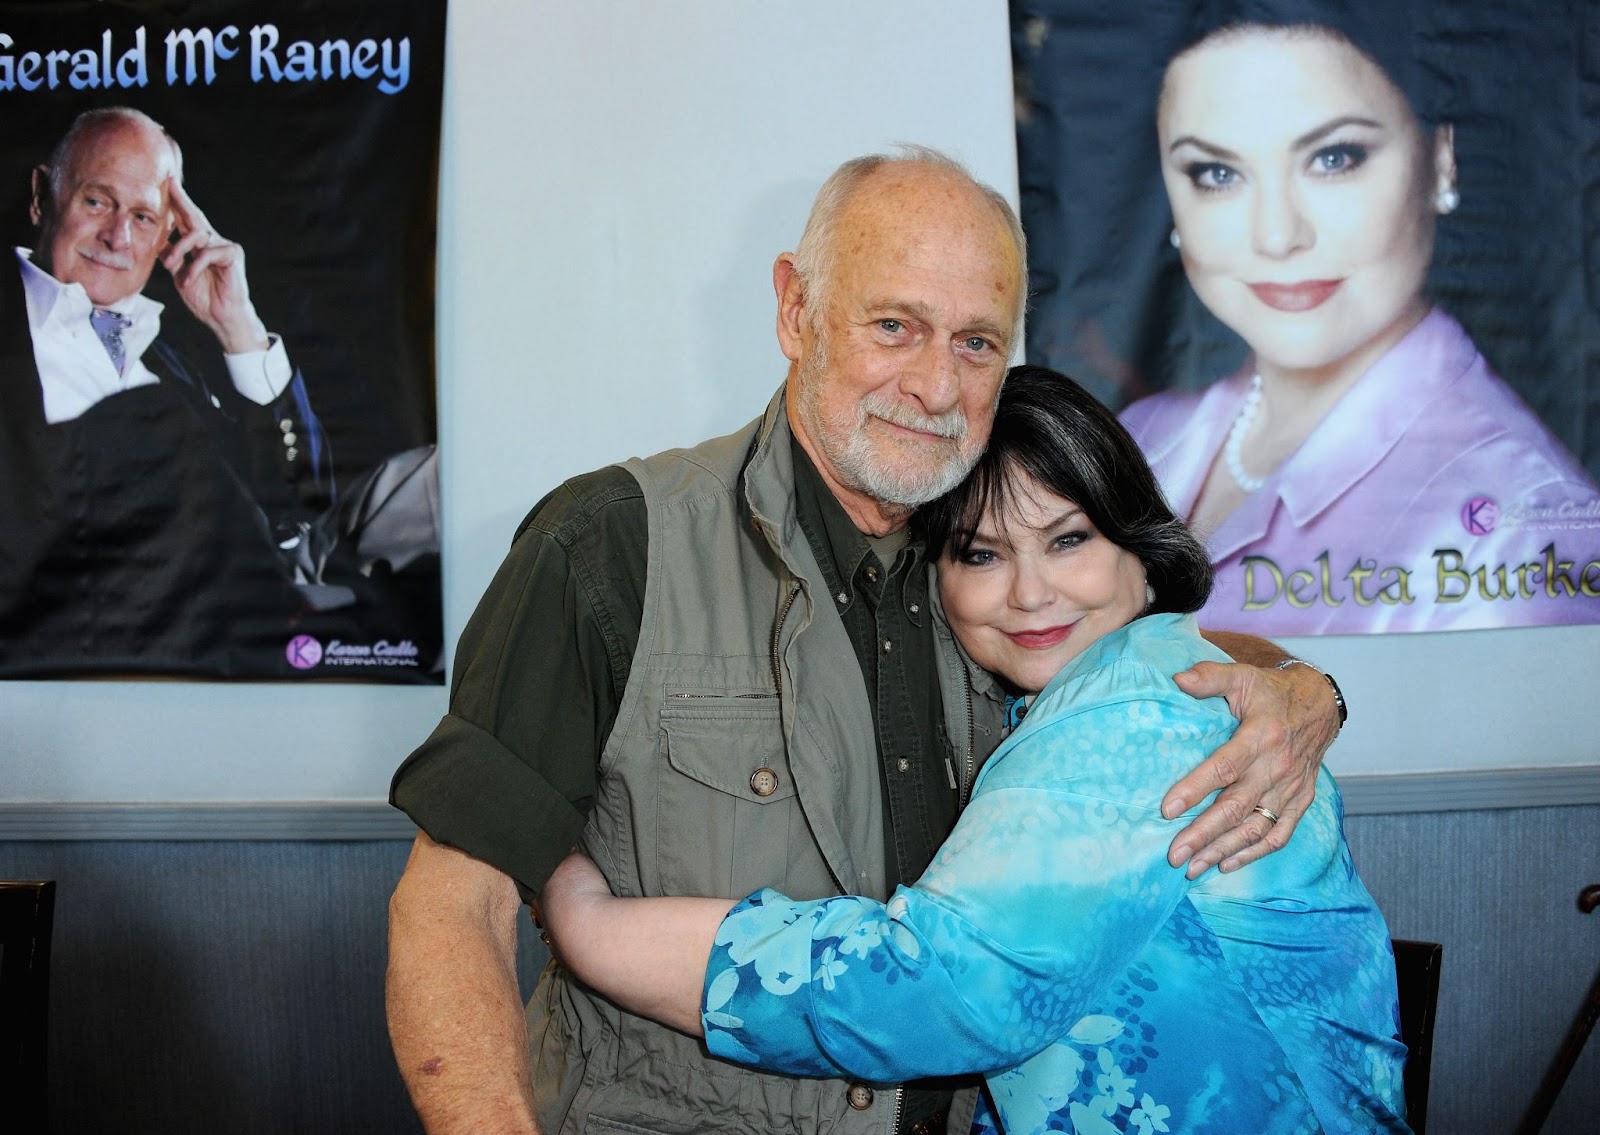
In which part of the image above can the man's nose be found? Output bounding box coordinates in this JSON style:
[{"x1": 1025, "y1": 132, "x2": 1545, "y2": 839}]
[
  {"x1": 899, "y1": 339, "x2": 961, "y2": 415},
  {"x1": 1251, "y1": 177, "x2": 1314, "y2": 260},
  {"x1": 97, "y1": 212, "x2": 133, "y2": 251}
]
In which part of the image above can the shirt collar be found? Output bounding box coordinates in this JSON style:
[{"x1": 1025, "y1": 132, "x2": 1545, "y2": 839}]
[
  {"x1": 1204, "y1": 308, "x2": 1477, "y2": 562},
  {"x1": 789, "y1": 432, "x2": 927, "y2": 619},
  {"x1": 16, "y1": 246, "x2": 163, "y2": 341}
]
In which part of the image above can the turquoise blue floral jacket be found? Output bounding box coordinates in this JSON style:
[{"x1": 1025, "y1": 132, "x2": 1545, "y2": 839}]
[{"x1": 700, "y1": 614, "x2": 1409, "y2": 1134}]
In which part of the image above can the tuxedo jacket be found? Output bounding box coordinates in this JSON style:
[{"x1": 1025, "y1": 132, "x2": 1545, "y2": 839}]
[{"x1": 0, "y1": 261, "x2": 334, "y2": 678}]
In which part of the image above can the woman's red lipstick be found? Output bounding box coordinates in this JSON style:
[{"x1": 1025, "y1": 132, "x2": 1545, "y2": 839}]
[
  {"x1": 1248, "y1": 279, "x2": 1341, "y2": 312},
  {"x1": 1006, "y1": 625, "x2": 1074, "y2": 649}
]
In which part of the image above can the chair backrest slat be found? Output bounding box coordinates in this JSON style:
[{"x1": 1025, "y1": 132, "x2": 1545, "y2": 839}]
[
  {"x1": 1392, "y1": 937, "x2": 1443, "y2": 1135},
  {"x1": 0, "y1": 879, "x2": 57, "y2": 1134}
]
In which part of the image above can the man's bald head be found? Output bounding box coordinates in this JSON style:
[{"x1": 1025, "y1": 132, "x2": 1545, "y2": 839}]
[
  {"x1": 790, "y1": 146, "x2": 1028, "y2": 343},
  {"x1": 30, "y1": 107, "x2": 184, "y2": 307}
]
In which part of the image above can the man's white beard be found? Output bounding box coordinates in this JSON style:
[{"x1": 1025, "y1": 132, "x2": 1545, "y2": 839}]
[{"x1": 795, "y1": 342, "x2": 982, "y2": 510}]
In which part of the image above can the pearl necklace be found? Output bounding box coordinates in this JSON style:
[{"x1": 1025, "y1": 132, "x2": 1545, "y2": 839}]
[{"x1": 1223, "y1": 374, "x2": 1266, "y2": 493}]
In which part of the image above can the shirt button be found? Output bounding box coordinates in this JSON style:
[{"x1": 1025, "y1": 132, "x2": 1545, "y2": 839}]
[
  {"x1": 896, "y1": 757, "x2": 910, "y2": 773},
  {"x1": 836, "y1": 591, "x2": 848, "y2": 605},
  {"x1": 285, "y1": 446, "x2": 299, "y2": 461},
  {"x1": 749, "y1": 767, "x2": 780, "y2": 797},
  {"x1": 881, "y1": 638, "x2": 892, "y2": 654},
  {"x1": 865, "y1": 565, "x2": 880, "y2": 583},
  {"x1": 282, "y1": 431, "x2": 297, "y2": 447},
  {"x1": 846, "y1": 1084, "x2": 874, "y2": 1110},
  {"x1": 909, "y1": 602, "x2": 920, "y2": 614},
  {"x1": 280, "y1": 418, "x2": 294, "y2": 432}
]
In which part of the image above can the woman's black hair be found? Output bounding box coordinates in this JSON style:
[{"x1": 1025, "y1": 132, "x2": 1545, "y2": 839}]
[
  {"x1": 916, "y1": 365, "x2": 1212, "y2": 615},
  {"x1": 1167, "y1": 1, "x2": 1447, "y2": 127}
]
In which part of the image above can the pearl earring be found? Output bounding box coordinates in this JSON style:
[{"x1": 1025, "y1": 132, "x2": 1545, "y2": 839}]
[
  {"x1": 1169, "y1": 228, "x2": 1182, "y2": 250},
  {"x1": 1435, "y1": 187, "x2": 1459, "y2": 215}
]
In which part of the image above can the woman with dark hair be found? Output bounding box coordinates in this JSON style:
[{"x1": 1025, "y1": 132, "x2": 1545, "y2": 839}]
[
  {"x1": 541, "y1": 366, "x2": 1406, "y2": 1134},
  {"x1": 1122, "y1": 9, "x2": 1599, "y2": 633}
]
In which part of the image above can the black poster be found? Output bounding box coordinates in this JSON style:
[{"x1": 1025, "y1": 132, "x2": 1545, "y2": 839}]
[
  {"x1": 1015, "y1": 0, "x2": 1600, "y2": 634},
  {"x1": 0, "y1": 0, "x2": 446, "y2": 680}
]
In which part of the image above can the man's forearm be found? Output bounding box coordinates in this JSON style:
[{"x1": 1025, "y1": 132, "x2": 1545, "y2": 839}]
[
  {"x1": 386, "y1": 834, "x2": 541, "y2": 1135},
  {"x1": 1198, "y1": 628, "x2": 1292, "y2": 669}
]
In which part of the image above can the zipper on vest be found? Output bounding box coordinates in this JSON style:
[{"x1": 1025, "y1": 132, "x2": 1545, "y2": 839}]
[
  {"x1": 770, "y1": 582, "x2": 801, "y2": 697},
  {"x1": 954, "y1": 663, "x2": 975, "y2": 811},
  {"x1": 892, "y1": 1085, "x2": 905, "y2": 1134}
]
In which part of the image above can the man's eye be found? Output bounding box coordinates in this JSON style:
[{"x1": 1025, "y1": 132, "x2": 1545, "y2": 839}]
[
  {"x1": 879, "y1": 319, "x2": 904, "y2": 334},
  {"x1": 963, "y1": 336, "x2": 993, "y2": 353}
]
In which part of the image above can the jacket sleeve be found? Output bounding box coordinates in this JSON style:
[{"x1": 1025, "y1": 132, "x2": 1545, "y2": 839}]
[{"x1": 701, "y1": 666, "x2": 1231, "y2": 1081}]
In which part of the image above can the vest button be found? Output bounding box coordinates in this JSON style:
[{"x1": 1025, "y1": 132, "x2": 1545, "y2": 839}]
[
  {"x1": 749, "y1": 767, "x2": 780, "y2": 797},
  {"x1": 846, "y1": 1083, "x2": 874, "y2": 1110}
]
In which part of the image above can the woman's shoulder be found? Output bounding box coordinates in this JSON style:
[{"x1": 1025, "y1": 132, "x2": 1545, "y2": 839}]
[
  {"x1": 983, "y1": 616, "x2": 1237, "y2": 806},
  {"x1": 1044, "y1": 613, "x2": 1230, "y2": 698}
]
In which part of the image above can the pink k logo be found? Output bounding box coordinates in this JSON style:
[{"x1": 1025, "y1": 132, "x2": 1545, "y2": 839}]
[
  {"x1": 1460, "y1": 497, "x2": 1499, "y2": 536},
  {"x1": 286, "y1": 635, "x2": 323, "y2": 670}
]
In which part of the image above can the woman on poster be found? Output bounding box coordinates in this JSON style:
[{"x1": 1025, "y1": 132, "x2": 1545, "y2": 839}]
[{"x1": 1120, "y1": 9, "x2": 1600, "y2": 634}]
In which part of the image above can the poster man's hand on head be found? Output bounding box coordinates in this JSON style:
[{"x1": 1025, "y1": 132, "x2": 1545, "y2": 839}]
[{"x1": 160, "y1": 176, "x2": 270, "y2": 355}]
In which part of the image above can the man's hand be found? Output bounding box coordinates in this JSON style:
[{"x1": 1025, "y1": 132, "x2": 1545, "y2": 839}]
[
  {"x1": 159, "y1": 177, "x2": 270, "y2": 355},
  {"x1": 1161, "y1": 654, "x2": 1340, "y2": 878}
]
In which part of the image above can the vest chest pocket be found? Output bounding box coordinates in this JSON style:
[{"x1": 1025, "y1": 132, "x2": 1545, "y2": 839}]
[{"x1": 658, "y1": 692, "x2": 823, "y2": 898}]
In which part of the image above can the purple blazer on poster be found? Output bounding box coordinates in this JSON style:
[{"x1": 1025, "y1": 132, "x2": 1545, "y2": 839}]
[{"x1": 1122, "y1": 310, "x2": 1600, "y2": 634}]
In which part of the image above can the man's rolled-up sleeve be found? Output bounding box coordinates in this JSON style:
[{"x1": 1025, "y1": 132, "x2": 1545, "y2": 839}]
[{"x1": 390, "y1": 472, "x2": 645, "y2": 901}]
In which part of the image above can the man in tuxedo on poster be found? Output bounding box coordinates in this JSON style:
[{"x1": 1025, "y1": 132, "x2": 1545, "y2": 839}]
[{"x1": 0, "y1": 105, "x2": 330, "y2": 677}]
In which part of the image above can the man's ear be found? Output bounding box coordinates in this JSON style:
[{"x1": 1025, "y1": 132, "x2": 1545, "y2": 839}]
[
  {"x1": 28, "y1": 164, "x2": 50, "y2": 228},
  {"x1": 773, "y1": 252, "x2": 808, "y2": 363}
]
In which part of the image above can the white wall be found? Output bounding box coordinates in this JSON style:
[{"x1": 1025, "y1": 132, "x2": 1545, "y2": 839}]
[{"x1": 4, "y1": 0, "x2": 1595, "y2": 808}]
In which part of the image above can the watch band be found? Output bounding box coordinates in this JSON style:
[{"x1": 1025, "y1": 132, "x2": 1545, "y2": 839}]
[{"x1": 1275, "y1": 658, "x2": 1348, "y2": 728}]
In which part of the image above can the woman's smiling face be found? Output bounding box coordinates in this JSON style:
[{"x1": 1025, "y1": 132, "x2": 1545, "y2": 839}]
[
  {"x1": 937, "y1": 472, "x2": 1148, "y2": 696},
  {"x1": 1158, "y1": 27, "x2": 1453, "y2": 381}
]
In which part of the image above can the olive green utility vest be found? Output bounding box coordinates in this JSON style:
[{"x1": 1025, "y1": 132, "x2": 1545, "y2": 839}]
[{"x1": 527, "y1": 389, "x2": 1002, "y2": 1135}]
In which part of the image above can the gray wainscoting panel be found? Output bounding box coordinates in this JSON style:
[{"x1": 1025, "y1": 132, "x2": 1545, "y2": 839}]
[
  {"x1": 1, "y1": 806, "x2": 1597, "y2": 1133},
  {"x1": 0, "y1": 840, "x2": 550, "y2": 1135}
]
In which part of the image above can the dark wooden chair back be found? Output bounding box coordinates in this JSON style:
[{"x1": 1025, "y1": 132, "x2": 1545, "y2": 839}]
[
  {"x1": 0, "y1": 880, "x2": 56, "y2": 1134},
  {"x1": 1392, "y1": 938, "x2": 1442, "y2": 1135}
]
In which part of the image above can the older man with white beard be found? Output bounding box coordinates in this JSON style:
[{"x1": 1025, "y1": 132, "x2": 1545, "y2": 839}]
[{"x1": 385, "y1": 146, "x2": 1342, "y2": 1135}]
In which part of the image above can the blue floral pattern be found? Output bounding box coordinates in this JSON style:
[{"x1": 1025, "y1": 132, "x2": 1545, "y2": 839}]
[{"x1": 701, "y1": 614, "x2": 1409, "y2": 1133}]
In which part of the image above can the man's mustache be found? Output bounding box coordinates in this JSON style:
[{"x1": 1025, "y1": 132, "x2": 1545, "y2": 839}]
[
  {"x1": 78, "y1": 248, "x2": 136, "y2": 270},
  {"x1": 861, "y1": 391, "x2": 968, "y2": 441}
]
